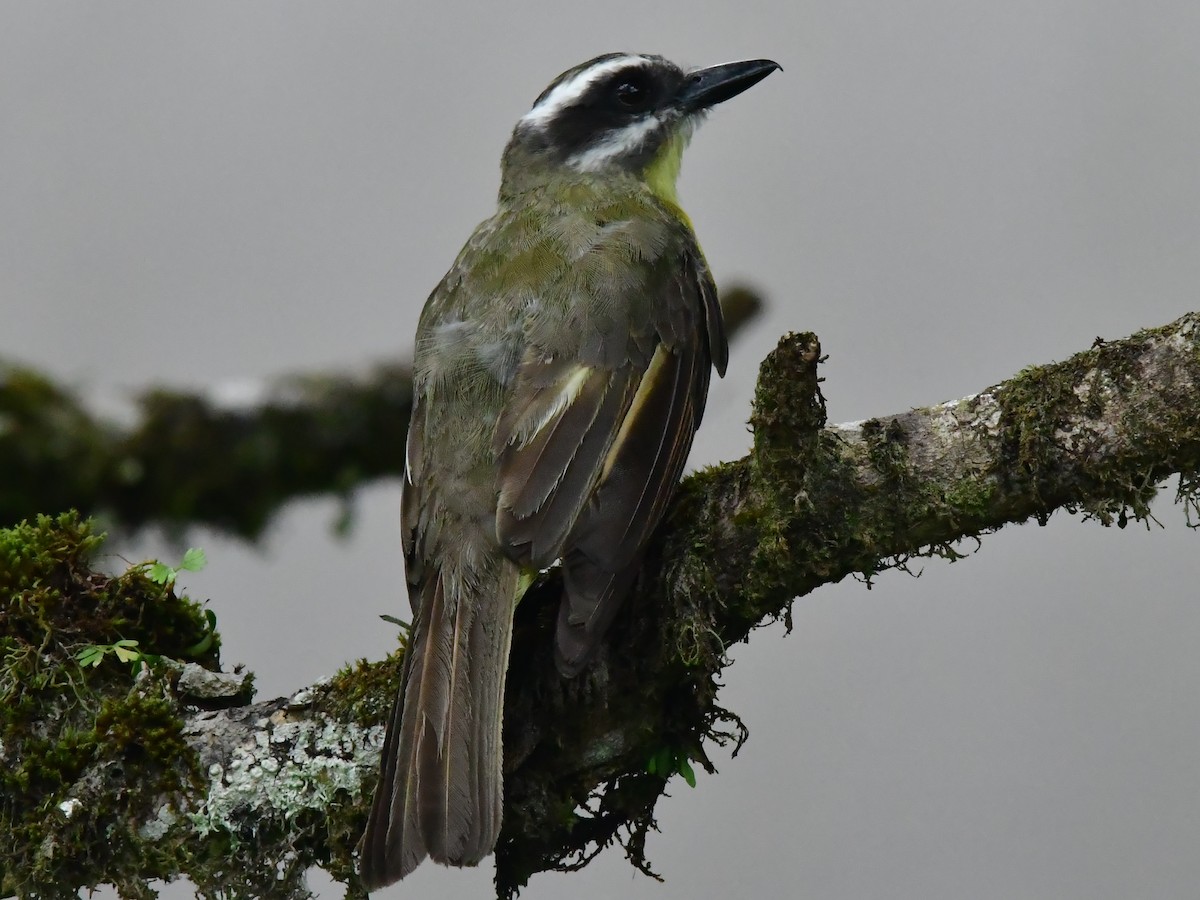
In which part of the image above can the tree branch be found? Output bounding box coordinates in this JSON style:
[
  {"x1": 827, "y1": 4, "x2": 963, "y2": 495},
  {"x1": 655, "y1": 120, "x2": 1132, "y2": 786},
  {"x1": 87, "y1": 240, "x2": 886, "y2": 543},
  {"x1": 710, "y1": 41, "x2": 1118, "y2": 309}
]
[
  {"x1": 4, "y1": 312, "x2": 1199, "y2": 899},
  {"x1": 0, "y1": 362, "x2": 416, "y2": 540}
]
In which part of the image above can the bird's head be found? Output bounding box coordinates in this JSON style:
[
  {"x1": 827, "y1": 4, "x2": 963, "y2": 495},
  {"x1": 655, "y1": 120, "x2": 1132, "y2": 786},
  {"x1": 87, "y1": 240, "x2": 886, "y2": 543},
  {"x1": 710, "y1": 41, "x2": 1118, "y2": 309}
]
[{"x1": 500, "y1": 53, "x2": 780, "y2": 203}]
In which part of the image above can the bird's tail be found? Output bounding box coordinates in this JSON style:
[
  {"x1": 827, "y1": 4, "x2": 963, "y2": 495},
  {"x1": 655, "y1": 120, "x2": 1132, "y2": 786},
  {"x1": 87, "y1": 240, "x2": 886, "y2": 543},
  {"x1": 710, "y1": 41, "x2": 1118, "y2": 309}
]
[{"x1": 360, "y1": 561, "x2": 519, "y2": 889}]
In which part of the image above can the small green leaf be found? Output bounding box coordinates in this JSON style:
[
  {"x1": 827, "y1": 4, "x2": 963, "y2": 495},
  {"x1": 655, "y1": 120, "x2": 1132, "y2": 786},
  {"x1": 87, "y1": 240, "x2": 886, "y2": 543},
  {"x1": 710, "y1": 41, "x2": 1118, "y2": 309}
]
[
  {"x1": 651, "y1": 748, "x2": 672, "y2": 778},
  {"x1": 185, "y1": 637, "x2": 214, "y2": 658},
  {"x1": 677, "y1": 757, "x2": 697, "y2": 788},
  {"x1": 76, "y1": 646, "x2": 105, "y2": 668},
  {"x1": 147, "y1": 562, "x2": 176, "y2": 585},
  {"x1": 179, "y1": 547, "x2": 207, "y2": 572},
  {"x1": 113, "y1": 643, "x2": 141, "y2": 663},
  {"x1": 379, "y1": 614, "x2": 411, "y2": 632},
  {"x1": 183, "y1": 609, "x2": 218, "y2": 657}
]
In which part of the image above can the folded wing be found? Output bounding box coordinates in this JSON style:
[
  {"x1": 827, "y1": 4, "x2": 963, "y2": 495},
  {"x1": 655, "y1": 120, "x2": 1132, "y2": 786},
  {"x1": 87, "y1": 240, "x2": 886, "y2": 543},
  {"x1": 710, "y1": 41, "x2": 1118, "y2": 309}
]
[{"x1": 495, "y1": 251, "x2": 725, "y2": 674}]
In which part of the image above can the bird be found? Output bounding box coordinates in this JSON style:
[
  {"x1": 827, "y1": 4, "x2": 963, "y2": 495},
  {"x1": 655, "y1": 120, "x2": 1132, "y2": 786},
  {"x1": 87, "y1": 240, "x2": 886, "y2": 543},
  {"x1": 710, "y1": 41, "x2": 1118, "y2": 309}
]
[{"x1": 359, "y1": 52, "x2": 779, "y2": 889}]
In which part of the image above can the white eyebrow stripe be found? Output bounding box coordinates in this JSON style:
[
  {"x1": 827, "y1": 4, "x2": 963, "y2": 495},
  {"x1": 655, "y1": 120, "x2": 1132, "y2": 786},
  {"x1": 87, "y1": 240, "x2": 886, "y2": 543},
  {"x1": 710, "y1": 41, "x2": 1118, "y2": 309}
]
[
  {"x1": 566, "y1": 116, "x2": 661, "y2": 171},
  {"x1": 520, "y1": 55, "x2": 652, "y2": 128}
]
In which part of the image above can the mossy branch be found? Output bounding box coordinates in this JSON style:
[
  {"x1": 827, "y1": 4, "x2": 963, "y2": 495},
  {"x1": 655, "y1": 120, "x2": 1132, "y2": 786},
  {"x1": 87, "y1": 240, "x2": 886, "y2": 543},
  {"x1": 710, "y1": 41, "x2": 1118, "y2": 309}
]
[
  {"x1": 0, "y1": 363, "x2": 416, "y2": 540},
  {"x1": 4, "y1": 311, "x2": 1200, "y2": 899}
]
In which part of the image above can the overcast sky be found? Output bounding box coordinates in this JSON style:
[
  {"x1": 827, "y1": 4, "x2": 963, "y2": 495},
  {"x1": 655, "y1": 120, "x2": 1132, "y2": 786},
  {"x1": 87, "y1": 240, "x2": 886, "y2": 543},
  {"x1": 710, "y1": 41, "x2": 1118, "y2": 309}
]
[{"x1": 4, "y1": 2, "x2": 1200, "y2": 898}]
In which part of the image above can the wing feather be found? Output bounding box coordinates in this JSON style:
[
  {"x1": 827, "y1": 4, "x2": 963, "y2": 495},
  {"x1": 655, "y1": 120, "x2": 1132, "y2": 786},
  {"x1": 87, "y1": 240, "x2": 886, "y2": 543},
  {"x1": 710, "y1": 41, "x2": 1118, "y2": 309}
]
[
  {"x1": 492, "y1": 250, "x2": 721, "y2": 674},
  {"x1": 555, "y1": 318, "x2": 707, "y2": 674},
  {"x1": 498, "y1": 366, "x2": 643, "y2": 566},
  {"x1": 496, "y1": 363, "x2": 614, "y2": 521}
]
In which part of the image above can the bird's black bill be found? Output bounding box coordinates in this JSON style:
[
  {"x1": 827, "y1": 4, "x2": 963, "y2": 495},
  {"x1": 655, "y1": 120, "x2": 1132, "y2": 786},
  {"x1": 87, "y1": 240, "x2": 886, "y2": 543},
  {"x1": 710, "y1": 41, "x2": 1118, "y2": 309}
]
[{"x1": 676, "y1": 58, "x2": 781, "y2": 113}]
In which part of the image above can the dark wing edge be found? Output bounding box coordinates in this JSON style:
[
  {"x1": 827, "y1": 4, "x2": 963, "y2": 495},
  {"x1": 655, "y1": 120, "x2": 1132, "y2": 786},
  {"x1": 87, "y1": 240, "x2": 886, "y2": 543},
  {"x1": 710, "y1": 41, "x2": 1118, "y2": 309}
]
[
  {"x1": 695, "y1": 251, "x2": 728, "y2": 376},
  {"x1": 554, "y1": 319, "x2": 707, "y2": 674}
]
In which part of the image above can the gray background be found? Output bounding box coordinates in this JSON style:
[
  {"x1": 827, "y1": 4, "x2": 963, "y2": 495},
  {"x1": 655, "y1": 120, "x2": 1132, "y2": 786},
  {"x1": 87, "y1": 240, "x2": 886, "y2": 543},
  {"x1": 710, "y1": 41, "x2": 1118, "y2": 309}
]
[{"x1": 4, "y1": 2, "x2": 1200, "y2": 898}]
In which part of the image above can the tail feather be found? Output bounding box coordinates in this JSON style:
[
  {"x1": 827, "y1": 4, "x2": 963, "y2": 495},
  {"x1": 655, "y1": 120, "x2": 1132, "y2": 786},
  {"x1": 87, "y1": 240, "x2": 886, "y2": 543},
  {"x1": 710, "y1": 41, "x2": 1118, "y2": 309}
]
[{"x1": 360, "y1": 562, "x2": 518, "y2": 889}]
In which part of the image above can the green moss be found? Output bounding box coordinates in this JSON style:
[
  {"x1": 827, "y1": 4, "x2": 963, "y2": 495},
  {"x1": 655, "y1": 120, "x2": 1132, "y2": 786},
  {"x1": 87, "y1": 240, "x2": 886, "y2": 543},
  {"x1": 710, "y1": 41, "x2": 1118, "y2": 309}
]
[
  {"x1": 0, "y1": 512, "x2": 221, "y2": 898},
  {"x1": 996, "y1": 360, "x2": 1089, "y2": 491},
  {"x1": 994, "y1": 322, "x2": 1200, "y2": 526},
  {"x1": 325, "y1": 652, "x2": 404, "y2": 730},
  {"x1": 857, "y1": 416, "x2": 998, "y2": 549},
  {"x1": 660, "y1": 463, "x2": 738, "y2": 667},
  {"x1": 95, "y1": 692, "x2": 194, "y2": 771},
  {"x1": 942, "y1": 475, "x2": 997, "y2": 523},
  {"x1": 736, "y1": 426, "x2": 871, "y2": 624}
]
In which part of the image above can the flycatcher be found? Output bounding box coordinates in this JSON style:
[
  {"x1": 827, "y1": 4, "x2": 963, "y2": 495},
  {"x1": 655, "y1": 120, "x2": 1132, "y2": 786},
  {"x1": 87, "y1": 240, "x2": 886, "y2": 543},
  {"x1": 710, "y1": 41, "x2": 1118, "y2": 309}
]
[{"x1": 360, "y1": 52, "x2": 779, "y2": 888}]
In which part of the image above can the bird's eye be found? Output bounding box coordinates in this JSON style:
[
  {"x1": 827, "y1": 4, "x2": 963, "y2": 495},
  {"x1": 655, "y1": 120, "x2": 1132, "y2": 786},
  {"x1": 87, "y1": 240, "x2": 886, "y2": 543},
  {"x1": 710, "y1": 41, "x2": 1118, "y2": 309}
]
[{"x1": 614, "y1": 78, "x2": 652, "y2": 110}]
